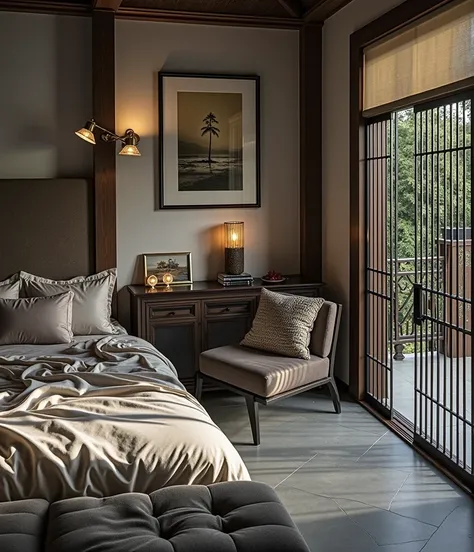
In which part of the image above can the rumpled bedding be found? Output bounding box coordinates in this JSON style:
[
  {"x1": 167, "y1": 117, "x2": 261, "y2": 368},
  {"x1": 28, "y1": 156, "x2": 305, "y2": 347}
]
[{"x1": 0, "y1": 335, "x2": 250, "y2": 501}]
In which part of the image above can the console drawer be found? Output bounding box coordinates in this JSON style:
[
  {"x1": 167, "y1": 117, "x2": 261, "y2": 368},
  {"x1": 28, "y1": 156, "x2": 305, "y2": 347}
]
[{"x1": 204, "y1": 298, "x2": 255, "y2": 318}]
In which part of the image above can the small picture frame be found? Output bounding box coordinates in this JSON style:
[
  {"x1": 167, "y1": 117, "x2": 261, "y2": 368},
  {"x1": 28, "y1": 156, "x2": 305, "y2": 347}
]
[{"x1": 143, "y1": 252, "x2": 193, "y2": 286}]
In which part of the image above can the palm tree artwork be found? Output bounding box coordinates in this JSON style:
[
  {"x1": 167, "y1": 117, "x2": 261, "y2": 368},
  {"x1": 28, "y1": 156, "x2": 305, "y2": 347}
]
[{"x1": 201, "y1": 112, "x2": 220, "y2": 167}]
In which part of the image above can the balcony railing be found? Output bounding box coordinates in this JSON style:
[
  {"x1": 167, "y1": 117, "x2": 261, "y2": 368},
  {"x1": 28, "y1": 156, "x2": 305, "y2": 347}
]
[{"x1": 392, "y1": 256, "x2": 444, "y2": 360}]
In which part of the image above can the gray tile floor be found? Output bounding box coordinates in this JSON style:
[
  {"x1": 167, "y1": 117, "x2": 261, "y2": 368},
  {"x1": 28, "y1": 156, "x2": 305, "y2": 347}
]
[{"x1": 202, "y1": 390, "x2": 474, "y2": 552}]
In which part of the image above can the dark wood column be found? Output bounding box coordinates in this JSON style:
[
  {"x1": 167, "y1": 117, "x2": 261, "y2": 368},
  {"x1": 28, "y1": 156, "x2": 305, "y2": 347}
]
[
  {"x1": 92, "y1": 9, "x2": 117, "y2": 272},
  {"x1": 299, "y1": 23, "x2": 323, "y2": 281}
]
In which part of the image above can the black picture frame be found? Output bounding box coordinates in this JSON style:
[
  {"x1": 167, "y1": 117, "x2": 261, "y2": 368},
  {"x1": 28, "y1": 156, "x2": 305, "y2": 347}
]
[{"x1": 158, "y1": 72, "x2": 261, "y2": 210}]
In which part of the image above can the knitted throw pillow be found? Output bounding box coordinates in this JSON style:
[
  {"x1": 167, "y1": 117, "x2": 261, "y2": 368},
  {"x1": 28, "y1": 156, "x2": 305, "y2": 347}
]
[{"x1": 241, "y1": 288, "x2": 324, "y2": 360}]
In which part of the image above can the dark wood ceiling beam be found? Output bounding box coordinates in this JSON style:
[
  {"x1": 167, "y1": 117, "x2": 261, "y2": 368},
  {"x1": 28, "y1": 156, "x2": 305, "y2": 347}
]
[
  {"x1": 94, "y1": 0, "x2": 123, "y2": 10},
  {"x1": 276, "y1": 0, "x2": 302, "y2": 18},
  {"x1": 116, "y1": 7, "x2": 302, "y2": 29},
  {"x1": 304, "y1": 0, "x2": 353, "y2": 22},
  {"x1": 0, "y1": 0, "x2": 89, "y2": 16}
]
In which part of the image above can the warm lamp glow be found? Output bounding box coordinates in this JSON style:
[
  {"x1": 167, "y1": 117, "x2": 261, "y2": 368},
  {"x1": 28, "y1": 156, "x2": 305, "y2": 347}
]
[
  {"x1": 163, "y1": 273, "x2": 174, "y2": 289},
  {"x1": 224, "y1": 222, "x2": 244, "y2": 249},
  {"x1": 75, "y1": 120, "x2": 96, "y2": 145},
  {"x1": 119, "y1": 131, "x2": 141, "y2": 156},
  {"x1": 119, "y1": 144, "x2": 141, "y2": 156},
  {"x1": 146, "y1": 274, "x2": 158, "y2": 289}
]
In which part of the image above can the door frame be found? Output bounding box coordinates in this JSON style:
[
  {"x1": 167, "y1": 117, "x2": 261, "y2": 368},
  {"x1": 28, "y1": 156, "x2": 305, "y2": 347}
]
[{"x1": 349, "y1": 0, "x2": 461, "y2": 400}]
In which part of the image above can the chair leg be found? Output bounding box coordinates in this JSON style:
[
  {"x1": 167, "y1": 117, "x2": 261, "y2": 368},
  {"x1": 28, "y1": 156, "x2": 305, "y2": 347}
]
[
  {"x1": 195, "y1": 372, "x2": 203, "y2": 401},
  {"x1": 328, "y1": 379, "x2": 342, "y2": 414},
  {"x1": 245, "y1": 395, "x2": 260, "y2": 445}
]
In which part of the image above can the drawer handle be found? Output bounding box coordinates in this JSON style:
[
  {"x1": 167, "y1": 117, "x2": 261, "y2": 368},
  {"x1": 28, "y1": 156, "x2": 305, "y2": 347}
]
[
  {"x1": 168, "y1": 311, "x2": 176, "y2": 316},
  {"x1": 223, "y1": 307, "x2": 230, "y2": 313}
]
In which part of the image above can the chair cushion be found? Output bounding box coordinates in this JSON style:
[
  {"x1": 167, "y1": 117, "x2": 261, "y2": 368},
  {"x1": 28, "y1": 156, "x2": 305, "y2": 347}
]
[
  {"x1": 310, "y1": 301, "x2": 338, "y2": 358},
  {"x1": 200, "y1": 345, "x2": 330, "y2": 398},
  {"x1": 241, "y1": 288, "x2": 325, "y2": 360}
]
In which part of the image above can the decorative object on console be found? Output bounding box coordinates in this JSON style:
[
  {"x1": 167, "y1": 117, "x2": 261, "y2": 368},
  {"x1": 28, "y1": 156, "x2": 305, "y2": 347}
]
[
  {"x1": 75, "y1": 119, "x2": 141, "y2": 156},
  {"x1": 163, "y1": 273, "x2": 174, "y2": 290},
  {"x1": 143, "y1": 253, "x2": 192, "y2": 286},
  {"x1": 159, "y1": 72, "x2": 260, "y2": 209},
  {"x1": 146, "y1": 274, "x2": 158, "y2": 290},
  {"x1": 224, "y1": 221, "x2": 244, "y2": 275},
  {"x1": 218, "y1": 273, "x2": 253, "y2": 286},
  {"x1": 261, "y1": 270, "x2": 285, "y2": 284}
]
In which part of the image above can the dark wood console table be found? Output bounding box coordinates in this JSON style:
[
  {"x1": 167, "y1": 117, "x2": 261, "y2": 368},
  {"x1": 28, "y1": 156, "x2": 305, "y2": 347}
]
[{"x1": 128, "y1": 277, "x2": 324, "y2": 392}]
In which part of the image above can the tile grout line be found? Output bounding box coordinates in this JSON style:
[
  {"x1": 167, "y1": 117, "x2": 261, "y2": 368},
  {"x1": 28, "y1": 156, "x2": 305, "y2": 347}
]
[
  {"x1": 273, "y1": 452, "x2": 320, "y2": 490},
  {"x1": 284, "y1": 484, "x2": 440, "y2": 529},
  {"x1": 388, "y1": 471, "x2": 411, "y2": 512},
  {"x1": 355, "y1": 430, "x2": 389, "y2": 462},
  {"x1": 419, "y1": 506, "x2": 461, "y2": 551},
  {"x1": 332, "y1": 497, "x2": 379, "y2": 546}
]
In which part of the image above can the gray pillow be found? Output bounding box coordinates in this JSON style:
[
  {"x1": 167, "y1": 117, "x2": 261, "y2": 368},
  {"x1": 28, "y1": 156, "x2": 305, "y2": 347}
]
[
  {"x1": 0, "y1": 274, "x2": 20, "y2": 300},
  {"x1": 241, "y1": 288, "x2": 325, "y2": 360},
  {"x1": 20, "y1": 269, "x2": 117, "y2": 336},
  {"x1": 0, "y1": 292, "x2": 74, "y2": 345}
]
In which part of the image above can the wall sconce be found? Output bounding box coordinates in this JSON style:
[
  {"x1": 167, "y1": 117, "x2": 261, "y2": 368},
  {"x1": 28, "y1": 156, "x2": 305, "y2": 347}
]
[
  {"x1": 224, "y1": 221, "x2": 244, "y2": 275},
  {"x1": 75, "y1": 119, "x2": 141, "y2": 156}
]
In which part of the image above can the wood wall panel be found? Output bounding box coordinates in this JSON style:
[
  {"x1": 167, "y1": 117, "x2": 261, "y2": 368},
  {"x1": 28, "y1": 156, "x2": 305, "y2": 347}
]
[
  {"x1": 93, "y1": 9, "x2": 117, "y2": 272},
  {"x1": 300, "y1": 23, "x2": 323, "y2": 281}
]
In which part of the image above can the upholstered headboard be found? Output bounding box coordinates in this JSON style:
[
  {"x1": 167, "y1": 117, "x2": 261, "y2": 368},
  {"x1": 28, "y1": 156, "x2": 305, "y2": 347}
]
[{"x1": 0, "y1": 179, "x2": 94, "y2": 281}]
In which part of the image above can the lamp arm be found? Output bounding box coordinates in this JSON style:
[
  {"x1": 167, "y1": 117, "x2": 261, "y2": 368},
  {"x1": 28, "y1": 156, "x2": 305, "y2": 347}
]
[{"x1": 98, "y1": 127, "x2": 140, "y2": 145}]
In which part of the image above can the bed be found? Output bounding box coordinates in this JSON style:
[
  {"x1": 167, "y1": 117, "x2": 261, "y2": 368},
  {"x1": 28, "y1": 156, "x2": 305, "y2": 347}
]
[{"x1": 0, "y1": 179, "x2": 250, "y2": 502}]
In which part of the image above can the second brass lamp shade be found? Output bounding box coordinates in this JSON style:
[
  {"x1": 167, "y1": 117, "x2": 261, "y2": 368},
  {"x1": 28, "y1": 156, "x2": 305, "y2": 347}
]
[{"x1": 224, "y1": 221, "x2": 244, "y2": 275}]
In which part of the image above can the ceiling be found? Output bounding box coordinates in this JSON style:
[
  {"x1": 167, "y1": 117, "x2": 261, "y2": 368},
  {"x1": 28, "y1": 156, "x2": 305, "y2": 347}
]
[{"x1": 0, "y1": 0, "x2": 354, "y2": 25}]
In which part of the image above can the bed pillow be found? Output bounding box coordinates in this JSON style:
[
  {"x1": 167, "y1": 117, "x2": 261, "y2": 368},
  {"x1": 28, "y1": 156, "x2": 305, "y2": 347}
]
[
  {"x1": 20, "y1": 269, "x2": 116, "y2": 335},
  {"x1": 241, "y1": 288, "x2": 325, "y2": 360},
  {"x1": 0, "y1": 292, "x2": 74, "y2": 345},
  {"x1": 0, "y1": 274, "x2": 20, "y2": 300}
]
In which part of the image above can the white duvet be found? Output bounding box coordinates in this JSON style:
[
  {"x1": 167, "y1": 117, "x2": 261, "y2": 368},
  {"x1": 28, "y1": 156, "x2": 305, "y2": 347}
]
[{"x1": 0, "y1": 335, "x2": 249, "y2": 501}]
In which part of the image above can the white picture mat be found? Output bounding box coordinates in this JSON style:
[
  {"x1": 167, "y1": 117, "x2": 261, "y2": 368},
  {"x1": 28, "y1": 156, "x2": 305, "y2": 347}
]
[{"x1": 161, "y1": 76, "x2": 258, "y2": 207}]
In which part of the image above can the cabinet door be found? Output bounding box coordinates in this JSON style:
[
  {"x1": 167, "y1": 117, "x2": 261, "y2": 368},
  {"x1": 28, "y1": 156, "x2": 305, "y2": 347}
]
[
  {"x1": 148, "y1": 320, "x2": 200, "y2": 392},
  {"x1": 203, "y1": 297, "x2": 256, "y2": 351}
]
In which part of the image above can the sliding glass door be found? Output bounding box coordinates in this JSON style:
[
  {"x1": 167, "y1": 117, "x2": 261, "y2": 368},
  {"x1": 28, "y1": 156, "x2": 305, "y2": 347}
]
[
  {"x1": 365, "y1": 92, "x2": 473, "y2": 486},
  {"x1": 413, "y1": 93, "x2": 473, "y2": 480}
]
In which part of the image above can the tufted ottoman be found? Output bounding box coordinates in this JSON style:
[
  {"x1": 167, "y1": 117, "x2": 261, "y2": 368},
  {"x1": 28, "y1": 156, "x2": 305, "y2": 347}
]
[{"x1": 0, "y1": 481, "x2": 310, "y2": 552}]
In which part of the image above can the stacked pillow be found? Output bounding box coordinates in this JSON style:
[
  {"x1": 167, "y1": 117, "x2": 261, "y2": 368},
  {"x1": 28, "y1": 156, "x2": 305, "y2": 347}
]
[{"x1": 0, "y1": 269, "x2": 117, "y2": 345}]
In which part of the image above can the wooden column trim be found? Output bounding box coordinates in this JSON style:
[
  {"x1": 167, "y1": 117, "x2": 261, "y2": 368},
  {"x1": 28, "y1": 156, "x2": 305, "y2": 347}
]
[
  {"x1": 93, "y1": 9, "x2": 117, "y2": 272},
  {"x1": 94, "y1": 0, "x2": 122, "y2": 10},
  {"x1": 300, "y1": 23, "x2": 323, "y2": 281},
  {"x1": 349, "y1": 0, "x2": 457, "y2": 399}
]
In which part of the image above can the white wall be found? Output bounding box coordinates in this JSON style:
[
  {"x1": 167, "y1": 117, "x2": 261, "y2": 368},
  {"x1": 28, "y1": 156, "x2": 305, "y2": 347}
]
[
  {"x1": 323, "y1": 0, "x2": 405, "y2": 383},
  {"x1": 0, "y1": 12, "x2": 92, "y2": 178},
  {"x1": 115, "y1": 21, "x2": 300, "y2": 315}
]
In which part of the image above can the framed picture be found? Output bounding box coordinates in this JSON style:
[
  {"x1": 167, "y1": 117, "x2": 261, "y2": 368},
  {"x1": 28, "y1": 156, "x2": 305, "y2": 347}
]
[
  {"x1": 143, "y1": 252, "x2": 193, "y2": 286},
  {"x1": 159, "y1": 72, "x2": 260, "y2": 209}
]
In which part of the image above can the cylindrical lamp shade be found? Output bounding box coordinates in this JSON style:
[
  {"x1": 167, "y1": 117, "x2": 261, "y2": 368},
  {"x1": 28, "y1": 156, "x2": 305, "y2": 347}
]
[{"x1": 224, "y1": 221, "x2": 244, "y2": 275}]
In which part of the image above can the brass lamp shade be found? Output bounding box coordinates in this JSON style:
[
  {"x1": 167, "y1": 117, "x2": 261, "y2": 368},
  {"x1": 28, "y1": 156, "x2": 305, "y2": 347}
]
[
  {"x1": 224, "y1": 222, "x2": 244, "y2": 275},
  {"x1": 75, "y1": 120, "x2": 96, "y2": 145},
  {"x1": 224, "y1": 222, "x2": 244, "y2": 248},
  {"x1": 119, "y1": 131, "x2": 141, "y2": 156}
]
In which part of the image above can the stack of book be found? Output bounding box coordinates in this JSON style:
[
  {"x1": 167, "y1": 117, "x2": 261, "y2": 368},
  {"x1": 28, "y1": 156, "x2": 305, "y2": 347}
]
[{"x1": 218, "y1": 273, "x2": 254, "y2": 286}]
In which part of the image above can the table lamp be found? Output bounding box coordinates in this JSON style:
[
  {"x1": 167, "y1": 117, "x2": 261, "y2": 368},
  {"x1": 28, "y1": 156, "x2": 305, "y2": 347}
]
[{"x1": 224, "y1": 221, "x2": 244, "y2": 275}]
